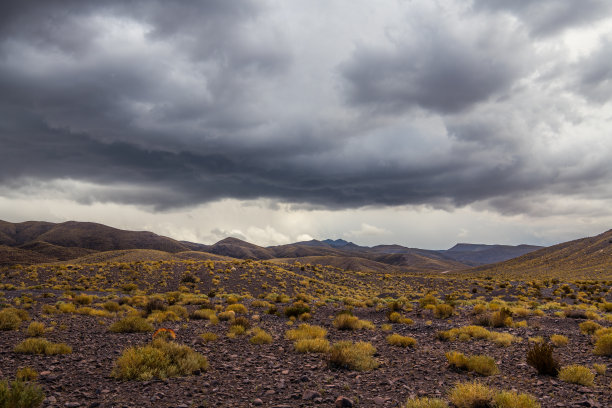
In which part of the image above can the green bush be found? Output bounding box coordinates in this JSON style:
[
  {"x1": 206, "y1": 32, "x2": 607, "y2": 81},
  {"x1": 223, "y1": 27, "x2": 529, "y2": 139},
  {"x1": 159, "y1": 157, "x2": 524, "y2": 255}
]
[
  {"x1": 0, "y1": 379, "x2": 45, "y2": 408},
  {"x1": 111, "y1": 339, "x2": 208, "y2": 380},
  {"x1": 108, "y1": 316, "x2": 153, "y2": 333}
]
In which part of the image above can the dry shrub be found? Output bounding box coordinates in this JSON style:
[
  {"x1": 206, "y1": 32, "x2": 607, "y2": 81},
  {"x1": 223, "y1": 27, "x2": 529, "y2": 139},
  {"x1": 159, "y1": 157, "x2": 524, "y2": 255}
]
[
  {"x1": 0, "y1": 308, "x2": 24, "y2": 330},
  {"x1": 434, "y1": 304, "x2": 454, "y2": 319},
  {"x1": 594, "y1": 333, "x2": 612, "y2": 356},
  {"x1": 294, "y1": 338, "x2": 330, "y2": 353},
  {"x1": 328, "y1": 341, "x2": 378, "y2": 371},
  {"x1": 579, "y1": 321, "x2": 602, "y2": 334},
  {"x1": 448, "y1": 381, "x2": 495, "y2": 408},
  {"x1": 494, "y1": 391, "x2": 541, "y2": 408},
  {"x1": 14, "y1": 338, "x2": 72, "y2": 355},
  {"x1": 199, "y1": 332, "x2": 218, "y2": 343},
  {"x1": 111, "y1": 339, "x2": 208, "y2": 380},
  {"x1": 526, "y1": 342, "x2": 559, "y2": 376},
  {"x1": 109, "y1": 316, "x2": 153, "y2": 333},
  {"x1": 404, "y1": 397, "x2": 449, "y2": 408},
  {"x1": 558, "y1": 365, "x2": 595, "y2": 386},
  {"x1": 226, "y1": 303, "x2": 247, "y2": 314},
  {"x1": 0, "y1": 379, "x2": 45, "y2": 408},
  {"x1": 387, "y1": 333, "x2": 417, "y2": 348},
  {"x1": 286, "y1": 323, "x2": 327, "y2": 340},
  {"x1": 333, "y1": 314, "x2": 373, "y2": 330},
  {"x1": 549, "y1": 334, "x2": 569, "y2": 347},
  {"x1": 25, "y1": 322, "x2": 46, "y2": 337},
  {"x1": 249, "y1": 328, "x2": 272, "y2": 344},
  {"x1": 445, "y1": 351, "x2": 498, "y2": 376}
]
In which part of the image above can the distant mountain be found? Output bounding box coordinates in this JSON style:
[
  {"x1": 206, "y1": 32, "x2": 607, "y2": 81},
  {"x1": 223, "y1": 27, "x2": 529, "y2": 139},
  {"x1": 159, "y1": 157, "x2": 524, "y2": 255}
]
[
  {"x1": 441, "y1": 243, "x2": 543, "y2": 266},
  {"x1": 468, "y1": 229, "x2": 612, "y2": 278},
  {"x1": 0, "y1": 219, "x2": 560, "y2": 276}
]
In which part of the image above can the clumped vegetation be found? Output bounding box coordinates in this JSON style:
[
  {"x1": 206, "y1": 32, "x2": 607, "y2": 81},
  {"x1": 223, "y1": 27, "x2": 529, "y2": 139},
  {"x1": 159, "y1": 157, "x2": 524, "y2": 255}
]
[
  {"x1": 387, "y1": 333, "x2": 417, "y2": 348},
  {"x1": 594, "y1": 332, "x2": 612, "y2": 356},
  {"x1": 328, "y1": 341, "x2": 378, "y2": 371},
  {"x1": 526, "y1": 342, "x2": 559, "y2": 375},
  {"x1": 14, "y1": 338, "x2": 72, "y2": 355},
  {"x1": 448, "y1": 381, "x2": 496, "y2": 408},
  {"x1": 108, "y1": 316, "x2": 154, "y2": 333},
  {"x1": 332, "y1": 314, "x2": 374, "y2": 330},
  {"x1": 0, "y1": 379, "x2": 45, "y2": 408},
  {"x1": 0, "y1": 308, "x2": 26, "y2": 330},
  {"x1": 404, "y1": 397, "x2": 449, "y2": 408},
  {"x1": 448, "y1": 382, "x2": 540, "y2": 408},
  {"x1": 249, "y1": 327, "x2": 273, "y2": 344},
  {"x1": 112, "y1": 339, "x2": 208, "y2": 380},
  {"x1": 445, "y1": 351, "x2": 499, "y2": 376},
  {"x1": 558, "y1": 365, "x2": 595, "y2": 386}
]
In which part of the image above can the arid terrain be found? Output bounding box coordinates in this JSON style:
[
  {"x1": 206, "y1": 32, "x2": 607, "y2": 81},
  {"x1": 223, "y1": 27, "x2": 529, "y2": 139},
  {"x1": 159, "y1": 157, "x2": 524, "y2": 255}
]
[{"x1": 1, "y1": 222, "x2": 611, "y2": 408}]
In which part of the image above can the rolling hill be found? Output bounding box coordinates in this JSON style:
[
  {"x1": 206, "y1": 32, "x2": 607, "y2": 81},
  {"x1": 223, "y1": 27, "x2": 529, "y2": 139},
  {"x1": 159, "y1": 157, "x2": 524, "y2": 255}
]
[
  {"x1": 465, "y1": 229, "x2": 612, "y2": 279},
  {"x1": 4, "y1": 219, "x2": 599, "y2": 278}
]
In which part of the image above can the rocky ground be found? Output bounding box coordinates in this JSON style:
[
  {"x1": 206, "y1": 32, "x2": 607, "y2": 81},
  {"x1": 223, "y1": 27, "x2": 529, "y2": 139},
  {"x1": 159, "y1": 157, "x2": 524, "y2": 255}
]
[{"x1": 1, "y1": 286, "x2": 611, "y2": 408}]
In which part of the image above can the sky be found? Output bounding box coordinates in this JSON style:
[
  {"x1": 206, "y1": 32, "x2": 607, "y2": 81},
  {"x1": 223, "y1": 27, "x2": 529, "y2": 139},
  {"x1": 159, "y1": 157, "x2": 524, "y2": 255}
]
[{"x1": 1, "y1": 0, "x2": 612, "y2": 249}]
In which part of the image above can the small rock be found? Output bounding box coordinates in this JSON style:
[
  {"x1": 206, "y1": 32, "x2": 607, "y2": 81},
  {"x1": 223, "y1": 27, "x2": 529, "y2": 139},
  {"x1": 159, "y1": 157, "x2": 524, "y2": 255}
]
[
  {"x1": 373, "y1": 396, "x2": 386, "y2": 405},
  {"x1": 253, "y1": 398, "x2": 263, "y2": 406},
  {"x1": 303, "y1": 390, "x2": 321, "y2": 400},
  {"x1": 65, "y1": 403, "x2": 81, "y2": 408},
  {"x1": 336, "y1": 396, "x2": 353, "y2": 407}
]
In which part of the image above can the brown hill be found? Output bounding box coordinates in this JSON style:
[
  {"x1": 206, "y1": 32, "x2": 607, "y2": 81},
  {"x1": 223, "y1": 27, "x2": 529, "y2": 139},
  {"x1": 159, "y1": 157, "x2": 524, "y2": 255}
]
[
  {"x1": 465, "y1": 229, "x2": 612, "y2": 279},
  {"x1": 0, "y1": 245, "x2": 54, "y2": 265},
  {"x1": 18, "y1": 241, "x2": 97, "y2": 261},
  {"x1": 0, "y1": 220, "x2": 190, "y2": 253},
  {"x1": 209, "y1": 237, "x2": 274, "y2": 260},
  {"x1": 271, "y1": 256, "x2": 401, "y2": 273}
]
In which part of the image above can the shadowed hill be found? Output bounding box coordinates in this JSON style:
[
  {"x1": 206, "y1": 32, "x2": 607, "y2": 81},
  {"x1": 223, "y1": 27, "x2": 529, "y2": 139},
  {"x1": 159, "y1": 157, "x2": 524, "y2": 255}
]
[
  {"x1": 442, "y1": 243, "x2": 543, "y2": 266},
  {"x1": 465, "y1": 229, "x2": 612, "y2": 279},
  {"x1": 18, "y1": 241, "x2": 97, "y2": 261}
]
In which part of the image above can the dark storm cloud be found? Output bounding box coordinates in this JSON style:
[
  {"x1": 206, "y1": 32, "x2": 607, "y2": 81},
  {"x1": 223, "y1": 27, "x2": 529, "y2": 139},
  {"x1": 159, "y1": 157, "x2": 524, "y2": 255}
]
[
  {"x1": 472, "y1": 0, "x2": 612, "y2": 37},
  {"x1": 0, "y1": 0, "x2": 610, "y2": 216}
]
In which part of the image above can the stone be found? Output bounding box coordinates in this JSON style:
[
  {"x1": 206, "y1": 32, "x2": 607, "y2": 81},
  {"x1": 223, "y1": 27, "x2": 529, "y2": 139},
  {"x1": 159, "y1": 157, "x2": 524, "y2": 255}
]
[
  {"x1": 253, "y1": 398, "x2": 264, "y2": 406},
  {"x1": 335, "y1": 396, "x2": 354, "y2": 407},
  {"x1": 303, "y1": 390, "x2": 321, "y2": 400}
]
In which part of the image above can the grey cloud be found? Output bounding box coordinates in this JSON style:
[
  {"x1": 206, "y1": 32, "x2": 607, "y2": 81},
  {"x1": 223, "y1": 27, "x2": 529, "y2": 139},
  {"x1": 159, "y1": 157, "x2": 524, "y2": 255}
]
[
  {"x1": 472, "y1": 0, "x2": 612, "y2": 37},
  {"x1": 571, "y1": 40, "x2": 612, "y2": 103},
  {"x1": 340, "y1": 13, "x2": 533, "y2": 114},
  {"x1": 0, "y1": 0, "x2": 610, "y2": 219}
]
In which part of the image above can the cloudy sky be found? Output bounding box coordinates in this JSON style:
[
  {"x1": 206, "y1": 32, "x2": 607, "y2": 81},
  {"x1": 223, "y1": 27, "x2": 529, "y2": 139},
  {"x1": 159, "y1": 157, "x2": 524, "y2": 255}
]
[{"x1": 1, "y1": 0, "x2": 611, "y2": 249}]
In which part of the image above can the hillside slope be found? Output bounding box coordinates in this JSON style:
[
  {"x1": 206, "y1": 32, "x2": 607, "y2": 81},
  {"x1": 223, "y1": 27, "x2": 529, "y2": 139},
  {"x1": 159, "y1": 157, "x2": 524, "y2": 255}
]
[{"x1": 465, "y1": 229, "x2": 612, "y2": 279}]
